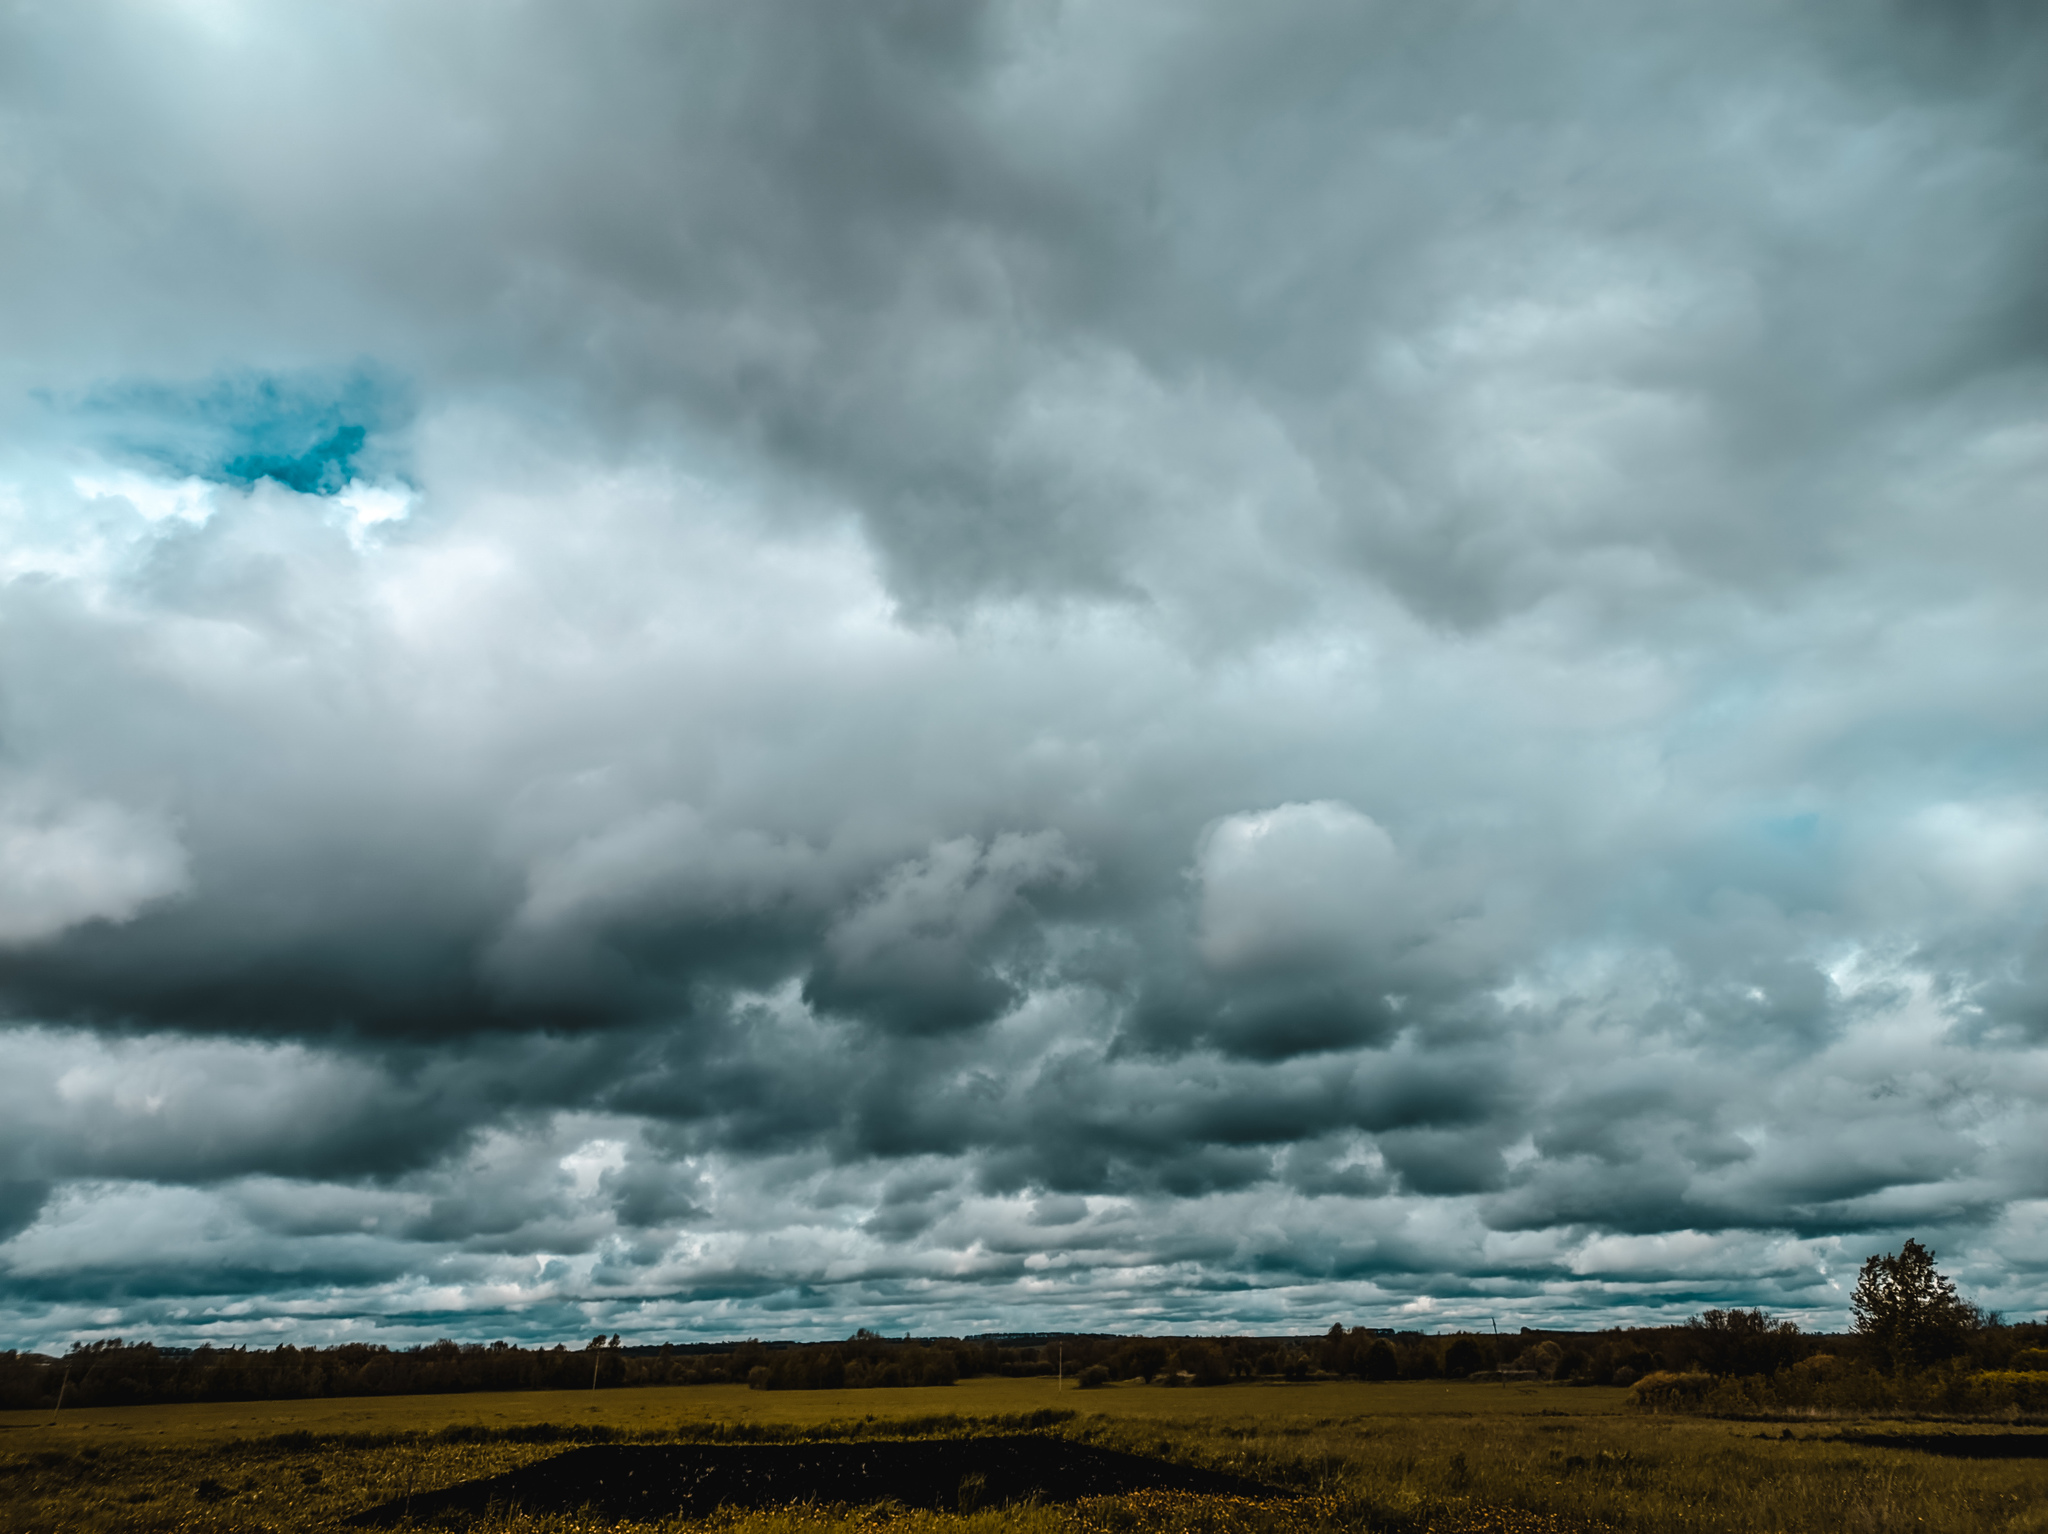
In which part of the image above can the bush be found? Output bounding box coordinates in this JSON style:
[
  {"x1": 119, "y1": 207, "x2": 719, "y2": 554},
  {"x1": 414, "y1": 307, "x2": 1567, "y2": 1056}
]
[
  {"x1": 1628, "y1": 1371, "x2": 1717, "y2": 1413},
  {"x1": 1076, "y1": 1365, "x2": 1110, "y2": 1390},
  {"x1": 1618, "y1": 1352, "x2": 2031, "y2": 1417},
  {"x1": 1962, "y1": 1371, "x2": 2048, "y2": 1412},
  {"x1": 1785, "y1": 1352, "x2": 1849, "y2": 1390}
]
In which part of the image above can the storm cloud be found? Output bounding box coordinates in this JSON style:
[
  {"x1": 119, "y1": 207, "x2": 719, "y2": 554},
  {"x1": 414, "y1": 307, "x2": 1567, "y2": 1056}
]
[{"x1": 3, "y1": 0, "x2": 2048, "y2": 1349}]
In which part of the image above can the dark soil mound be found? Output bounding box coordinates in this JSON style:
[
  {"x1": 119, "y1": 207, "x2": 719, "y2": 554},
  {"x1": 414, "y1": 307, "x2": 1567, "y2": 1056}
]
[
  {"x1": 1836, "y1": 1431, "x2": 2048, "y2": 1459},
  {"x1": 354, "y1": 1435, "x2": 1276, "y2": 1525}
]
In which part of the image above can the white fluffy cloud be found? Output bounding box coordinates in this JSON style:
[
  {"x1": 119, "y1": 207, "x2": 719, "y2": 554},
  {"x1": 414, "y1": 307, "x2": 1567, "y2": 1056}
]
[
  {"x1": 1197, "y1": 803, "x2": 1402, "y2": 973},
  {"x1": 0, "y1": 788, "x2": 188, "y2": 946}
]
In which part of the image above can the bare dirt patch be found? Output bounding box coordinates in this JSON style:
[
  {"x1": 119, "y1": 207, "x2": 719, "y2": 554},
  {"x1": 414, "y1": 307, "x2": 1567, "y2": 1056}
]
[
  {"x1": 1832, "y1": 1431, "x2": 2048, "y2": 1459},
  {"x1": 354, "y1": 1435, "x2": 1279, "y2": 1524}
]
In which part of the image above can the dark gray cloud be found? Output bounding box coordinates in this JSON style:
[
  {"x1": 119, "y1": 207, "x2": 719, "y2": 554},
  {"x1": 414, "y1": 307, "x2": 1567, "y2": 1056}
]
[{"x1": 3, "y1": 0, "x2": 2048, "y2": 1349}]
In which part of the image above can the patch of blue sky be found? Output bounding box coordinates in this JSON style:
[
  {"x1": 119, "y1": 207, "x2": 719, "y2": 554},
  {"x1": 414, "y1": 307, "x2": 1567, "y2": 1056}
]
[{"x1": 57, "y1": 364, "x2": 413, "y2": 497}]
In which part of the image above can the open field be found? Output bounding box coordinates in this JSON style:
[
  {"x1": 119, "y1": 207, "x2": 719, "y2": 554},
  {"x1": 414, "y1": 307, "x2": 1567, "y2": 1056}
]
[
  {"x1": 0, "y1": 1377, "x2": 1626, "y2": 1448},
  {"x1": 3, "y1": 1377, "x2": 2045, "y2": 1534}
]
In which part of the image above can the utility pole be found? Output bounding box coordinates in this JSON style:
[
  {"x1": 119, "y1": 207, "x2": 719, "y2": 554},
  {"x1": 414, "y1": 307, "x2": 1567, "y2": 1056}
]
[{"x1": 1057, "y1": 1344, "x2": 1064, "y2": 1391}]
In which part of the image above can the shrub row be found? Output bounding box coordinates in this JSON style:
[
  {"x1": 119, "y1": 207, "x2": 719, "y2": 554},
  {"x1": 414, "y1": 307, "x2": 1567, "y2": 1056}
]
[{"x1": 1629, "y1": 1362, "x2": 2048, "y2": 1417}]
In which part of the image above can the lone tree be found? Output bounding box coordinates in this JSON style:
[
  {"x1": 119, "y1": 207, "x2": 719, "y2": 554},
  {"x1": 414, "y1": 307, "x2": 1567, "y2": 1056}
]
[{"x1": 1852, "y1": 1238, "x2": 1978, "y2": 1373}]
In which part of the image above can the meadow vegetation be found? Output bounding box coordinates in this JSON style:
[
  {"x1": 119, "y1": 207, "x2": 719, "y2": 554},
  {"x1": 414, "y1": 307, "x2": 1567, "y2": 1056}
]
[{"x1": 2, "y1": 1376, "x2": 2045, "y2": 1534}]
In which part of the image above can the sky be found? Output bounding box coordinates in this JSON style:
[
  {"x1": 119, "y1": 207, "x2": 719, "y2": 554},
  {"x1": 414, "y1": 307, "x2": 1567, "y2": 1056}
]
[{"x1": 2, "y1": 0, "x2": 2048, "y2": 1354}]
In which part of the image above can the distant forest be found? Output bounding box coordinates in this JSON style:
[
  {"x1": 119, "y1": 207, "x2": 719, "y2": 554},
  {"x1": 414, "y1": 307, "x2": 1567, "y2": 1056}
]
[{"x1": 6, "y1": 1312, "x2": 2047, "y2": 1413}]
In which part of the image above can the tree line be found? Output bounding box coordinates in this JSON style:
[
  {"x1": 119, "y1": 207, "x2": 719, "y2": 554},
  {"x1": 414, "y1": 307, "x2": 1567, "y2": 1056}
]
[
  {"x1": 4, "y1": 1241, "x2": 2036, "y2": 1413},
  {"x1": 1623, "y1": 1240, "x2": 2048, "y2": 1415},
  {"x1": 0, "y1": 1333, "x2": 1066, "y2": 1411}
]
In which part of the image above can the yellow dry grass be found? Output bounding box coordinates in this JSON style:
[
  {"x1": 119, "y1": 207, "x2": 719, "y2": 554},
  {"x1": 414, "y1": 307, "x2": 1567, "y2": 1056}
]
[
  {"x1": 0, "y1": 1377, "x2": 1617, "y2": 1449},
  {"x1": 2, "y1": 1376, "x2": 2043, "y2": 1534}
]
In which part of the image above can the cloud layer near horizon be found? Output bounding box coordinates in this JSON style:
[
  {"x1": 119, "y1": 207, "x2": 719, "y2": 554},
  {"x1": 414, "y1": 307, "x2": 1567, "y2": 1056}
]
[{"x1": 4, "y1": 0, "x2": 2048, "y2": 1350}]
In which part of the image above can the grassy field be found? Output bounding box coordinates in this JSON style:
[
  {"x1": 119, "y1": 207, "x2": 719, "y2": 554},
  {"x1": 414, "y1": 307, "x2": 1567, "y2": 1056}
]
[{"x1": 2, "y1": 1376, "x2": 2043, "y2": 1534}]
